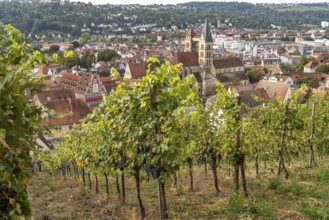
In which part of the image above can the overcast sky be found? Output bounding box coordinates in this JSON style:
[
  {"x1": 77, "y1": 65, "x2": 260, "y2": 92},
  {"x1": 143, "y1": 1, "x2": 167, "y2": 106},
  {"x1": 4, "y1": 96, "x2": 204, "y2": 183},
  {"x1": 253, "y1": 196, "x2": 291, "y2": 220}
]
[{"x1": 70, "y1": 0, "x2": 329, "y2": 5}]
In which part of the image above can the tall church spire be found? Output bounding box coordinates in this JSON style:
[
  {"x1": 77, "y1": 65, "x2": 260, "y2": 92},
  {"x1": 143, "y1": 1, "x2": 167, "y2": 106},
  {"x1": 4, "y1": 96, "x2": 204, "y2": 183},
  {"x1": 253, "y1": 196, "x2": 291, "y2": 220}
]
[{"x1": 201, "y1": 18, "x2": 212, "y2": 42}]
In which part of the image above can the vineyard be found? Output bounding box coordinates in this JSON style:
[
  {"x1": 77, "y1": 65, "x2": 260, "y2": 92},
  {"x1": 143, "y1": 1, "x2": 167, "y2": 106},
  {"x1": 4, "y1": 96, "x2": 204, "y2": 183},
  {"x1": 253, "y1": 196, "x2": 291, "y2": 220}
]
[
  {"x1": 1, "y1": 24, "x2": 329, "y2": 219},
  {"x1": 35, "y1": 60, "x2": 329, "y2": 219}
]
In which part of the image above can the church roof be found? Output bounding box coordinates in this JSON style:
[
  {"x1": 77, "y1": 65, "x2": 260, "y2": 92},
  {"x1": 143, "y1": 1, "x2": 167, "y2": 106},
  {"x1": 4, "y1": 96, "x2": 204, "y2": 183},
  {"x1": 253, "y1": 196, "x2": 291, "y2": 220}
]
[
  {"x1": 172, "y1": 52, "x2": 199, "y2": 67},
  {"x1": 216, "y1": 71, "x2": 248, "y2": 84},
  {"x1": 213, "y1": 57, "x2": 244, "y2": 69},
  {"x1": 201, "y1": 19, "x2": 212, "y2": 42},
  {"x1": 192, "y1": 72, "x2": 202, "y2": 83}
]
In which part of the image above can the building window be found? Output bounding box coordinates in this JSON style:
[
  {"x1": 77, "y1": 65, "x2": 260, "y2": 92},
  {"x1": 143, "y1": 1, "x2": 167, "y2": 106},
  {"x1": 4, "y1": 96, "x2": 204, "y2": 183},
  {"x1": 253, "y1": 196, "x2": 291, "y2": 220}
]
[
  {"x1": 200, "y1": 52, "x2": 204, "y2": 57},
  {"x1": 186, "y1": 42, "x2": 190, "y2": 48},
  {"x1": 201, "y1": 44, "x2": 204, "y2": 50},
  {"x1": 207, "y1": 45, "x2": 211, "y2": 50}
]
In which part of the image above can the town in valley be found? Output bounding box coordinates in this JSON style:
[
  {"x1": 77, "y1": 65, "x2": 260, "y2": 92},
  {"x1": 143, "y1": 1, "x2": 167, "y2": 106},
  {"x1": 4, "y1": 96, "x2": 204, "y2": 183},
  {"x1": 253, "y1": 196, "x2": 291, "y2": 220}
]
[{"x1": 1, "y1": 1, "x2": 329, "y2": 219}]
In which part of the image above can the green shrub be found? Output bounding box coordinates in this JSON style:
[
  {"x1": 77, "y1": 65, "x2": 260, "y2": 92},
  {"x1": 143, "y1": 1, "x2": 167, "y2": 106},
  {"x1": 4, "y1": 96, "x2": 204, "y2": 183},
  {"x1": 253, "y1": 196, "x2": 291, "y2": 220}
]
[
  {"x1": 307, "y1": 185, "x2": 326, "y2": 199},
  {"x1": 176, "y1": 184, "x2": 184, "y2": 196},
  {"x1": 226, "y1": 193, "x2": 244, "y2": 213},
  {"x1": 317, "y1": 168, "x2": 329, "y2": 183},
  {"x1": 267, "y1": 178, "x2": 282, "y2": 190},
  {"x1": 298, "y1": 173, "x2": 314, "y2": 181},
  {"x1": 246, "y1": 203, "x2": 258, "y2": 214},
  {"x1": 298, "y1": 200, "x2": 329, "y2": 219},
  {"x1": 42, "y1": 177, "x2": 56, "y2": 192},
  {"x1": 208, "y1": 206, "x2": 224, "y2": 215},
  {"x1": 281, "y1": 182, "x2": 305, "y2": 196},
  {"x1": 209, "y1": 194, "x2": 263, "y2": 218}
]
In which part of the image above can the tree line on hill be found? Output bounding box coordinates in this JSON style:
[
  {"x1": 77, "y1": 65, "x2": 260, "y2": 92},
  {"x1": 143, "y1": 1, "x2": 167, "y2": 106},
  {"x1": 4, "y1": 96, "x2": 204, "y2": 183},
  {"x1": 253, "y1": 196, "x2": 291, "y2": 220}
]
[{"x1": 0, "y1": 1, "x2": 329, "y2": 39}]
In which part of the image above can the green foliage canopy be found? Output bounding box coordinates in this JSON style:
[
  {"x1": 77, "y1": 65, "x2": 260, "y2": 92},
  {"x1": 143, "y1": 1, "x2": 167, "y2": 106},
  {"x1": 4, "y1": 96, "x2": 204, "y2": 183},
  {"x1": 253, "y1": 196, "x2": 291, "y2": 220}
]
[
  {"x1": 0, "y1": 23, "x2": 47, "y2": 218},
  {"x1": 315, "y1": 64, "x2": 329, "y2": 74},
  {"x1": 97, "y1": 49, "x2": 119, "y2": 62}
]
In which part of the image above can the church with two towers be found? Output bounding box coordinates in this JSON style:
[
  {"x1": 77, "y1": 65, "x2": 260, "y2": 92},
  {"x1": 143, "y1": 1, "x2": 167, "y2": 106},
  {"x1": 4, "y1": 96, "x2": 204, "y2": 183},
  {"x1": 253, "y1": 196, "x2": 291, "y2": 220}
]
[{"x1": 172, "y1": 19, "x2": 248, "y2": 97}]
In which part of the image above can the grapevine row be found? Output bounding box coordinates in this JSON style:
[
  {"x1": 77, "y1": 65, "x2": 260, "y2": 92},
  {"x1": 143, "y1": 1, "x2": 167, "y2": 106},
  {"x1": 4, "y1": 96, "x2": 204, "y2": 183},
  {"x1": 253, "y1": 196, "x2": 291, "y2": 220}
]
[{"x1": 39, "y1": 59, "x2": 329, "y2": 219}]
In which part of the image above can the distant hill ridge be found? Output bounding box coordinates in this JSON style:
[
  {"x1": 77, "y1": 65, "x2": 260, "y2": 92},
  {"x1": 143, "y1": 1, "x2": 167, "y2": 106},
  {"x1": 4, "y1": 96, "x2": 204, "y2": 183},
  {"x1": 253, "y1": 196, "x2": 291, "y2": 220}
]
[{"x1": 0, "y1": 1, "x2": 328, "y2": 38}]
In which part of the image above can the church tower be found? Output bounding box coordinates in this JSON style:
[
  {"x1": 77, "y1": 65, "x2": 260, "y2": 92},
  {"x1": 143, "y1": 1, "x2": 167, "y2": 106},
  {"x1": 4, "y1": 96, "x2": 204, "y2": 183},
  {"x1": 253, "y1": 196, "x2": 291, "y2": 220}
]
[
  {"x1": 199, "y1": 19, "x2": 213, "y2": 96},
  {"x1": 184, "y1": 27, "x2": 198, "y2": 52}
]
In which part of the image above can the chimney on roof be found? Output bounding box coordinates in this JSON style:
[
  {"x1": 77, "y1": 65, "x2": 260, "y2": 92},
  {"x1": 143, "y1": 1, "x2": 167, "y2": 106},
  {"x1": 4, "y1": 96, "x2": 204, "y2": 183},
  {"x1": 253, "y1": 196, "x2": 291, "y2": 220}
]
[{"x1": 67, "y1": 97, "x2": 73, "y2": 113}]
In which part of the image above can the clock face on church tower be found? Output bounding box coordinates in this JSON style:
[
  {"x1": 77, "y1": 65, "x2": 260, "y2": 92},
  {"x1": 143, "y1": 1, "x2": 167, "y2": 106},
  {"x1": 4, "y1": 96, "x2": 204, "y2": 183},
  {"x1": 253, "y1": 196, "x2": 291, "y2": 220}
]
[{"x1": 93, "y1": 83, "x2": 99, "y2": 93}]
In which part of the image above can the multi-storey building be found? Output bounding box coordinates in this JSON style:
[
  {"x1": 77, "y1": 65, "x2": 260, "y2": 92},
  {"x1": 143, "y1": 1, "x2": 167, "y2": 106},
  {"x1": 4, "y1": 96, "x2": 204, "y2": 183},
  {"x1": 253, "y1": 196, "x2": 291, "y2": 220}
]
[{"x1": 59, "y1": 71, "x2": 107, "y2": 109}]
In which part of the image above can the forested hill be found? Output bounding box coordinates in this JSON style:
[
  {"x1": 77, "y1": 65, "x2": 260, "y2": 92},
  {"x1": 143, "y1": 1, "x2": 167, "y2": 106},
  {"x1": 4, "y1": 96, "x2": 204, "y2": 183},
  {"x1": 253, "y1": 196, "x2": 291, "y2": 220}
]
[{"x1": 0, "y1": 1, "x2": 329, "y2": 39}]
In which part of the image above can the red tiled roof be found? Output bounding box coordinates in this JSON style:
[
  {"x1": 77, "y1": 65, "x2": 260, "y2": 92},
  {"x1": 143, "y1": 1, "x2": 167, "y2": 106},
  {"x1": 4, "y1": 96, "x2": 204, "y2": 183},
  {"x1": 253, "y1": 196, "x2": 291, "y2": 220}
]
[
  {"x1": 100, "y1": 76, "x2": 119, "y2": 83},
  {"x1": 45, "y1": 99, "x2": 91, "y2": 126},
  {"x1": 172, "y1": 52, "x2": 199, "y2": 67},
  {"x1": 255, "y1": 88, "x2": 270, "y2": 99},
  {"x1": 60, "y1": 72, "x2": 93, "y2": 93},
  {"x1": 35, "y1": 89, "x2": 76, "y2": 105},
  {"x1": 287, "y1": 72, "x2": 321, "y2": 82},
  {"x1": 213, "y1": 57, "x2": 244, "y2": 69},
  {"x1": 304, "y1": 60, "x2": 319, "y2": 69},
  {"x1": 34, "y1": 63, "x2": 61, "y2": 75},
  {"x1": 103, "y1": 80, "x2": 121, "y2": 93},
  {"x1": 128, "y1": 62, "x2": 148, "y2": 79},
  {"x1": 255, "y1": 80, "x2": 289, "y2": 100},
  {"x1": 216, "y1": 74, "x2": 230, "y2": 83}
]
